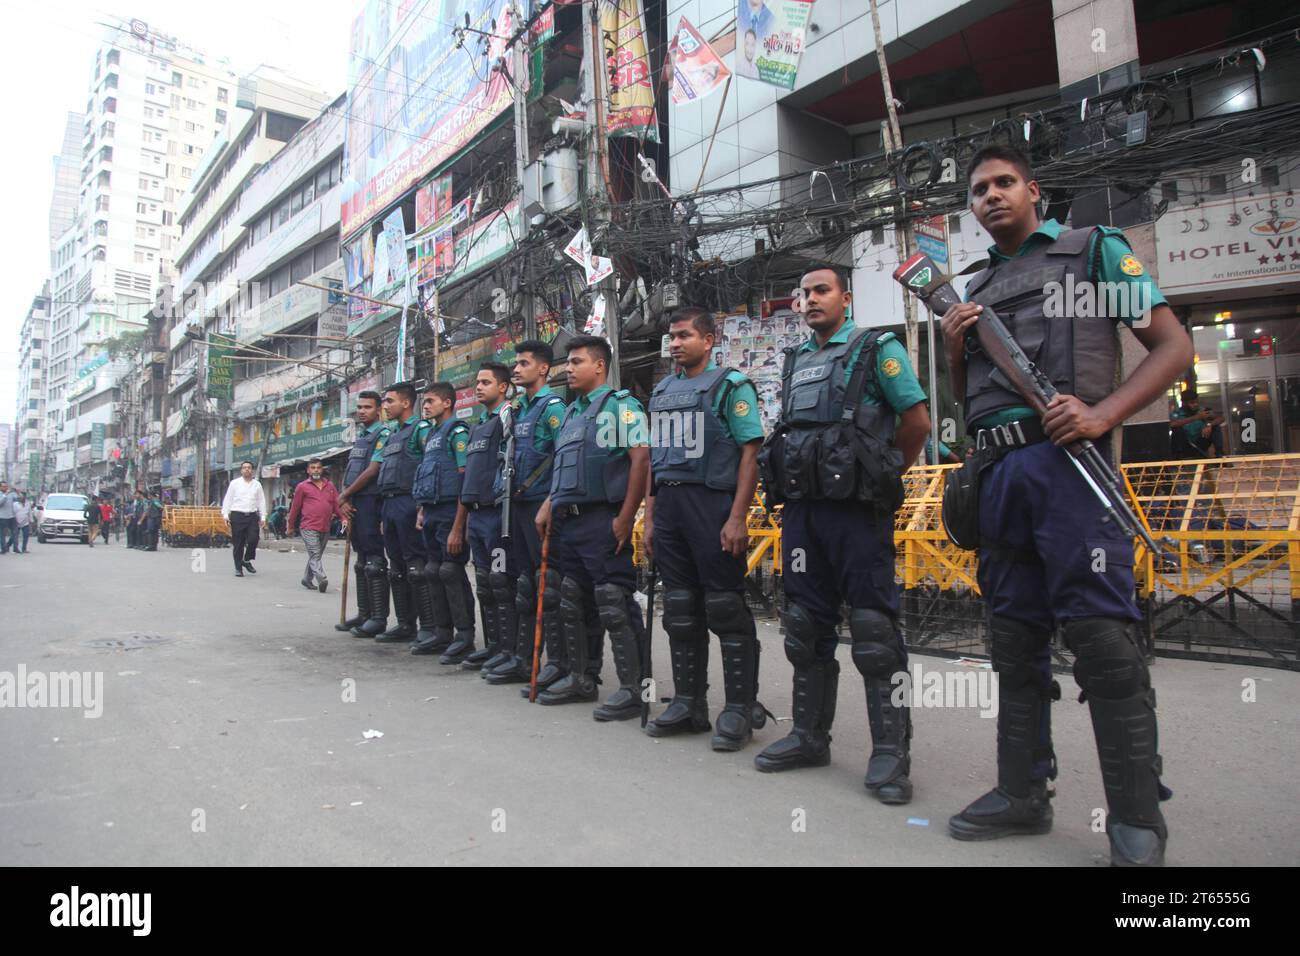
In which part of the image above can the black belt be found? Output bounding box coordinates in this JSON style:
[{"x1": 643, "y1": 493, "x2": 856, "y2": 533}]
[
  {"x1": 462, "y1": 501, "x2": 495, "y2": 511},
  {"x1": 971, "y1": 417, "x2": 1045, "y2": 451},
  {"x1": 381, "y1": 491, "x2": 412, "y2": 499},
  {"x1": 559, "y1": 501, "x2": 619, "y2": 516}
]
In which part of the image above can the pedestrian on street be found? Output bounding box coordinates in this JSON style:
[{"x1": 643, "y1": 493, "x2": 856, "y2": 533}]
[
  {"x1": 287, "y1": 458, "x2": 344, "y2": 593},
  {"x1": 85, "y1": 495, "x2": 101, "y2": 548},
  {"x1": 99, "y1": 499, "x2": 113, "y2": 544},
  {"x1": 221, "y1": 461, "x2": 267, "y2": 577},
  {"x1": 0, "y1": 481, "x2": 17, "y2": 554},
  {"x1": 13, "y1": 492, "x2": 34, "y2": 553}
]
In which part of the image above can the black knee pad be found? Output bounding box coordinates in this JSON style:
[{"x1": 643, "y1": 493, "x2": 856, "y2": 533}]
[
  {"x1": 848, "y1": 607, "x2": 903, "y2": 679},
  {"x1": 489, "y1": 570, "x2": 512, "y2": 601},
  {"x1": 387, "y1": 567, "x2": 404, "y2": 583},
  {"x1": 662, "y1": 589, "x2": 704, "y2": 641},
  {"x1": 560, "y1": 576, "x2": 586, "y2": 625},
  {"x1": 475, "y1": 567, "x2": 494, "y2": 605},
  {"x1": 542, "y1": 569, "x2": 561, "y2": 612},
  {"x1": 705, "y1": 590, "x2": 753, "y2": 637},
  {"x1": 437, "y1": 561, "x2": 464, "y2": 589},
  {"x1": 989, "y1": 616, "x2": 1053, "y2": 691},
  {"x1": 515, "y1": 572, "x2": 536, "y2": 616},
  {"x1": 426, "y1": 559, "x2": 443, "y2": 585},
  {"x1": 366, "y1": 556, "x2": 388, "y2": 577},
  {"x1": 781, "y1": 603, "x2": 820, "y2": 668},
  {"x1": 406, "y1": 559, "x2": 425, "y2": 580},
  {"x1": 1064, "y1": 617, "x2": 1149, "y2": 700},
  {"x1": 595, "y1": 582, "x2": 630, "y2": 632}
]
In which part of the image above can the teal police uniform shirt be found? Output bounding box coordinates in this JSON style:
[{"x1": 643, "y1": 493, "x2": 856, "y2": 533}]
[
  {"x1": 965, "y1": 218, "x2": 1168, "y2": 431},
  {"x1": 370, "y1": 415, "x2": 440, "y2": 462},
  {"x1": 514, "y1": 385, "x2": 566, "y2": 453},
  {"x1": 566, "y1": 384, "x2": 648, "y2": 456},
  {"x1": 796, "y1": 321, "x2": 927, "y2": 415},
  {"x1": 671, "y1": 361, "x2": 765, "y2": 446}
]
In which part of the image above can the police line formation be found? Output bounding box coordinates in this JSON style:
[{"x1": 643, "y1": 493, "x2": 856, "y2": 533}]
[{"x1": 331, "y1": 147, "x2": 1191, "y2": 867}]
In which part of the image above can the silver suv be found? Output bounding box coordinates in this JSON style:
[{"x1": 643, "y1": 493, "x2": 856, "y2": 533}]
[{"x1": 37, "y1": 493, "x2": 90, "y2": 544}]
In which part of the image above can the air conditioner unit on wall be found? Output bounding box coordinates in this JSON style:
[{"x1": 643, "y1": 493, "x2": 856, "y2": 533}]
[{"x1": 522, "y1": 149, "x2": 580, "y2": 219}]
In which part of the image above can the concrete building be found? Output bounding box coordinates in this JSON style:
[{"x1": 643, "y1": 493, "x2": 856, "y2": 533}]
[
  {"x1": 161, "y1": 71, "x2": 331, "y2": 501},
  {"x1": 13, "y1": 286, "x2": 51, "y2": 493},
  {"x1": 48, "y1": 16, "x2": 248, "y2": 494}
]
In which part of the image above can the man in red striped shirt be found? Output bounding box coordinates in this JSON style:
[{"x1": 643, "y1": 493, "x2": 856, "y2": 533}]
[{"x1": 287, "y1": 458, "x2": 344, "y2": 593}]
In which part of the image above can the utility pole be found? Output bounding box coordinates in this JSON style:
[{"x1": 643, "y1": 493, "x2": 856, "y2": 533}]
[
  {"x1": 511, "y1": 3, "x2": 535, "y2": 340},
  {"x1": 870, "y1": 0, "x2": 936, "y2": 464},
  {"x1": 582, "y1": 0, "x2": 619, "y2": 386}
]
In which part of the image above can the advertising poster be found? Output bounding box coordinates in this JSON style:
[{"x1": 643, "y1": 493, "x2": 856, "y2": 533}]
[
  {"x1": 340, "y1": 0, "x2": 526, "y2": 239},
  {"x1": 734, "y1": 0, "x2": 814, "y2": 90},
  {"x1": 669, "y1": 17, "x2": 730, "y2": 104},
  {"x1": 714, "y1": 302, "x2": 806, "y2": 432},
  {"x1": 600, "y1": 0, "x2": 659, "y2": 139}
]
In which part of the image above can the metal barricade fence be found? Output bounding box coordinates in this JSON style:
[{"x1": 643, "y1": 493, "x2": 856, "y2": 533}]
[{"x1": 632, "y1": 455, "x2": 1300, "y2": 671}]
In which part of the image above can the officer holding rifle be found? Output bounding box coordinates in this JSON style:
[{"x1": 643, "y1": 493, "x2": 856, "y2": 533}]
[{"x1": 939, "y1": 144, "x2": 1192, "y2": 866}]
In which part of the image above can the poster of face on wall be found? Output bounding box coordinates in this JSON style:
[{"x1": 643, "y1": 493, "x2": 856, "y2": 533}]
[{"x1": 734, "y1": 0, "x2": 814, "y2": 89}]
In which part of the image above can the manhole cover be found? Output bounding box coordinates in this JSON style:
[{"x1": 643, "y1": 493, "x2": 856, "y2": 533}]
[{"x1": 81, "y1": 634, "x2": 174, "y2": 650}]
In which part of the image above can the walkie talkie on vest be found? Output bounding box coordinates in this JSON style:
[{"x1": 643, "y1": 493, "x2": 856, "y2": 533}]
[{"x1": 893, "y1": 251, "x2": 1175, "y2": 567}]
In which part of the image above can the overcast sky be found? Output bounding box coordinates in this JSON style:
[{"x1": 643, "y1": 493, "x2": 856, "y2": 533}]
[{"x1": 0, "y1": 0, "x2": 356, "y2": 427}]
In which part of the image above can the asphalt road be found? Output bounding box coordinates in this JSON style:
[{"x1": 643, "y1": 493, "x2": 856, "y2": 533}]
[{"x1": 1, "y1": 536, "x2": 1296, "y2": 866}]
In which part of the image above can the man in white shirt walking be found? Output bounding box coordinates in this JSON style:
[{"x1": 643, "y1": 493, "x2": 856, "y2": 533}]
[{"x1": 221, "y1": 460, "x2": 267, "y2": 578}]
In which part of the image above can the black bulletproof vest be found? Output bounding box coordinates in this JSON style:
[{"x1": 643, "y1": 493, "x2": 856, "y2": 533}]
[
  {"x1": 648, "y1": 366, "x2": 740, "y2": 491},
  {"x1": 343, "y1": 424, "x2": 383, "y2": 496},
  {"x1": 964, "y1": 225, "x2": 1118, "y2": 424},
  {"x1": 459, "y1": 410, "x2": 505, "y2": 505},
  {"x1": 377, "y1": 419, "x2": 421, "y2": 496},
  {"x1": 549, "y1": 389, "x2": 633, "y2": 506}
]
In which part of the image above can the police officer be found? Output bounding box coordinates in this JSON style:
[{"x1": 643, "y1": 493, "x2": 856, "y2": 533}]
[
  {"x1": 941, "y1": 145, "x2": 1190, "y2": 865},
  {"x1": 483, "y1": 341, "x2": 568, "y2": 687},
  {"x1": 143, "y1": 489, "x2": 164, "y2": 551},
  {"x1": 337, "y1": 391, "x2": 387, "y2": 635},
  {"x1": 642, "y1": 307, "x2": 769, "y2": 750},
  {"x1": 534, "y1": 335, "x2": 650, "y2": 717},
  {"x1": 754, "y1": 262, "x2": 930, "y2": 807},
  {"x1": 126, "y1": 490, "x2": 143, "y2": 548},
  {"x1": 370, "y1": 383, "x2": 437, "y2": 644},
  {"x1": 412, "y1": 383, "x2": 476, "y2": 661},
  {"x1": 452, "y1": 363, "x2": 518, "y2": 673}
]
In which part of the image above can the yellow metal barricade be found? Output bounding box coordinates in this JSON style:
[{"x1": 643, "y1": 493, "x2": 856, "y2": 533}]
[{"x1": 162, "y1": 505, "x2": 231, "y2": 546}]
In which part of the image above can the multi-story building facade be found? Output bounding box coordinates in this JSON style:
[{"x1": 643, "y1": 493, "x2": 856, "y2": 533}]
[
  {"x1": 13, "y1": 286, "x2": 51, "y2": 492},
  {"x1": 48, "y1": 17, "x2": 249, "y2": 494},
  {"x1": 160, "y1": 71, "x2": 330, "y2": 501}
]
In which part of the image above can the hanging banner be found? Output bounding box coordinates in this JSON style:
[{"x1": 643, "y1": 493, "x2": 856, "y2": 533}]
[
  {"x1": 382, "y1": 208, "x2": 408, "y2": 285},
  {"x1": 340, "y1": 0, "x2": 526, "y2": 240},
  {"x1": 734, "y1": 0, "x2": 814, "y2": 90},
  {"x1": 206, "y1": 333, "x2": 235, "y2": 400},
  {"x1": 669, "y1": 17, "x2": 731, "y2": 104},
  {"x1": 600, "y1": 0, "x2": 659, "y2": 140},
  {"x1": 91, "y1": 423, "x2": 106, "y2": 461}
]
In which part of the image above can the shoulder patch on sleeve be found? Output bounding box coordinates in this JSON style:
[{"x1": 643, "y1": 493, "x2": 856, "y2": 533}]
[
  {"x1": 881, "y1": 357, "x2": 903, "y2": 378},
  {"x1": 1119, "y1": 253, "x2": 1145, "y2": 276}
]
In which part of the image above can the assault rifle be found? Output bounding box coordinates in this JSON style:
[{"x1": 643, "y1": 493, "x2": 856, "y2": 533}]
[
  {"x1": 498, "y1": 402, "x2": 516, "y2": 540},
  {"x1": 893, "y1": 251, "x2": 1175, "y2": 566}
]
